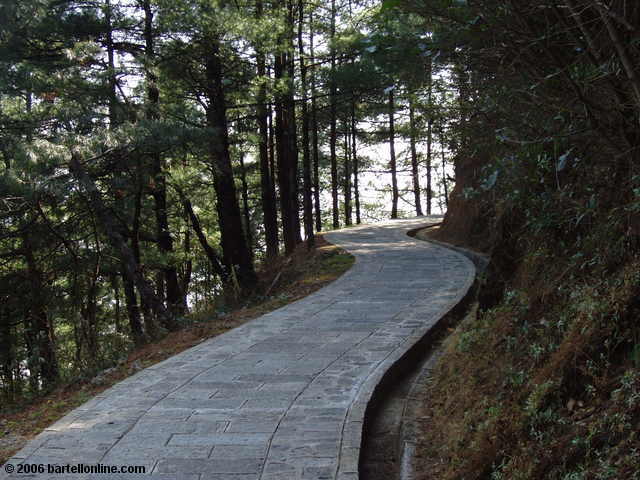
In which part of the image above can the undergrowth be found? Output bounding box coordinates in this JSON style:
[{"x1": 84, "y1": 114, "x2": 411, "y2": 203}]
[{"x1": 417, "y1": 148, "x2": 640, "y2": 479}]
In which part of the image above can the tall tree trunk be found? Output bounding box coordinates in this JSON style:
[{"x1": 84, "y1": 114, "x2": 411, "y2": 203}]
[
  {"x1": 351, "y1": 101, "x2": 361, "y2": 224},
  {"x1": 182, "y1": 196, "x2": 227, "y2": 281},
  {"x1": 111, "y1": 274, "x2": 122, "y2": 333},
  {"x1": 238, "y1": 152, "x2": 254, "y2": 258},
  {"x1": 287, "y1": 0, "x2": 302, "y2": 246},
  {"x1": 256, "y1": 0, "x2": 279, "y2": 258},
  {"x1": 121, "y1": 270, "x2": 146, "y2": 345},
  {"x1": 343, "y1": 117, "x2": 352, "y2": 226},
  {"x1": 80, "y1": 268, "x2": 100, "y2": 367},
  {"x1": 389, "y1": 88, "x2": 399, "y2": 219},
  {"x1": 268, "y1": 99, "x2": 277, "y2": 198},
  {"x1": 79, "y1": 234, "x2": 101, "y2": 366},
  {"x1": 180, "y1": 212, "x2": 192, "y2": 312},
  {"x1": 0, "y1": 100, "x2": 10, "y2": 170},
  {"x1": 20, "y1": 75, "x2": 58, "y2": 390},
  {"x1": 25, "y1": 78, "x2": 33, "y2": 143},
  {"x1": 298, "y1": 0, "x2": 314, "y2": 247},
  {"x1": 0, "y1": 314, "x2": 16, "y2": 399},
  {"x1": 409, "y1": 95, "x2": 423, "y2": 216},
  {"x1": 22, "y1": 234, "x2": 59, "y2": 389},
  {"x1": 274, "y1": 3, "x2": 301, "y2": 254},
  {"x1": 329, "y1": 0, "x2": 339, "y2": 229},
  {"x1": 69, "y1": 150, "x2": 174, "y2": 334},
  {"x1": 105, "y1": 4, "x2": 148, "y2": 340},
  {"x1": 142, "y1": 0, "x2": 184, "y2": 317},
  {"x1": 426, "y1": 67, "x2": 433, "y2": 215},
  {"x1": 310, "y1": 10, "x2": 322, "y2": 232},
  {"x1": 440, "y1": 126, "x2": 449, "y2": 208},
  {"x1": 105, "y1": 0, "x2": 118, "y2": 126},
  {"x1": 204, "y1": 38, "x2": 256, "y2": 292},
  {"x1": 132, "y1": 160, "x2": 164, "y2": 336}
]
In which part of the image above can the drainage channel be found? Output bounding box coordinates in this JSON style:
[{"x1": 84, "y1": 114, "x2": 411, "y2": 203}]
[
  {"x1": 359, "y1": 295, "x2": 477, "y2": 480},
  {"x1": 360, "y1": 232, "x2": 486, "y2": 480}
]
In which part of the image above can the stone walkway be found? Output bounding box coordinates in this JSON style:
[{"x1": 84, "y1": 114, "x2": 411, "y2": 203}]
[{"x1": 2, "y1": 218, "x2": 475, "y2": 480}]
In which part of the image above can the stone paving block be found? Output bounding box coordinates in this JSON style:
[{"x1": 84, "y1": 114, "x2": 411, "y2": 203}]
[
  {"x1": 143, "y1": 408, "x2": 194, "y2": 420},
  {"x1": 154, "y1": 457, "x2": 262, "y2": 474},
  {"x1": 242, "y1": 397, "x2": 293, "y2": 410},
  {"x1": 127, "y1": 420, "x2": 198, "y2": 435},
  {"x1": 104, "y1": 445, "x2": 212, "y2": 460},
  {"x1": 158, "y1": 397, "x2": 241, "y2": 410},
  {"x1": 210, "y1": 445, "x2": 267, "y2": 459},
  {"x1": 168, "y1": 433, "x2": 270, "y2": 447},
  {"x1": 113, "y1": 433, "x2": 172, "y2": 448},
  {"x1": 224, "y1": 420, "x2": 279, "y2": 433},
  {"x1": 268, "y1": 440, "x2": 340, "y2": 460},
  {"x1": 236, "y1": 374, "x2": 312, "y2": 383}
]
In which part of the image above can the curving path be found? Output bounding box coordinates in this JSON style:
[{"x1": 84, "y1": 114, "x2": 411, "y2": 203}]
[{"x1": 3, "y1": 218, "x2": 475, "y2": 480}]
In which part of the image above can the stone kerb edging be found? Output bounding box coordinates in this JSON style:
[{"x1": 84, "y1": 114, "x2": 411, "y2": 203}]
[{"x1": 324, "y1": 219, "x2": 476, "y2": 480}]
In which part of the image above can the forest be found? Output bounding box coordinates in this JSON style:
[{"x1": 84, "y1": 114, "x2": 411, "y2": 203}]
[
  {"x1": 0, "y1": 0, "x2": 453, "y2": 402},
  {"x1": 2, "y1": 0, "x2": 640, "y2": 477}
]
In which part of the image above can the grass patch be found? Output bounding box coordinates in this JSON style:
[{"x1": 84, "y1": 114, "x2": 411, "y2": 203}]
[{"x1": 0, "y1": 235, "x2": 354, "y2": 464}]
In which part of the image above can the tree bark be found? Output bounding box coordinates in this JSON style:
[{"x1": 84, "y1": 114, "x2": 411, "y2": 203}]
[
  {"x1": 426, "y1": 66, "x2": 433, "y2": 215},
  {"x1": 22, "y1": 234, "x2": 59, "y2": 389},
  {"x1": 310, "y1": 10, "x2": 322, "y2": 232},
  {"x1": 440, "y1": 126, "x2": 449, "y2": 208},
  {"x1": 204, "y1": 37, "x2": 256, "y2": 291},
  {"x1": 409, "y1": 94, "x2": 423, "y2": 216},
  {"x1": 111, "y1": 274, "x2": 122, "y2": 333},
  {"x1": 105, "y1": 0, "x2": 118, "y2": 126},
  {"x1": 121, "y1": 269, "x2": 146, "y2": 345},
  {"x1": 256, "y1": 0, "x2": 279, "y2": 259},
  {"x1": 329, "y1": 0, "x2": 339, "y2": 229},
  {"x1": 180, "y1": 212, "x2": 192, "y2": 311},
  {"x1": 298, "y1": 0, "x2": 314, "y2": 247},
  {"x1": 287, "y1": 0, "x2": 302, "y2": 246},
  {"x1": 182, "y1": 196, "x2": 227, "y2": 281},
  {"x1": 69, "y1": 150, "x2": 174, "y2": 334},
  {"x1": 143, "y1": 0, "x2": 184, "y2": 317},
  {"x1": 351, "y1": 102, "x2": 361, "y2": 224},
  {"x1": 274, "y1": 3, "x2": 301, "y2": 254},
  {"x1": 0, "y1": 314, "x2": 15, "y2": 398},
  {"x1": 344, "y1": 117, "x2": 352, "y2": 226},
  {"x1": 268, "y1": 99, "x2": 277, "y2": 198},
  {"x1": 389, "y1": 88, "x2": 399, "y2": 219},
  {"x1": 238, "y1": 152, "x2": 254, "y2": 258},
  {"x1": 132, "y1": 159, "x2": 164, "y2": 336}
]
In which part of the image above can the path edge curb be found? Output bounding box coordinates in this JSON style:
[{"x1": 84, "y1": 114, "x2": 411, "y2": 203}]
[{"x1": 327, "y1": 222, "x2": 477, "y2": 480}]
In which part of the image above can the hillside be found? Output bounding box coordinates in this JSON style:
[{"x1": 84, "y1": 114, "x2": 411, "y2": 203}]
[
  {"x1": 406, "y1": 0, "x2": 640, "y2": 476},
  {"x1": 416, "y1": 172, "x2": 639, "y2": 478}
]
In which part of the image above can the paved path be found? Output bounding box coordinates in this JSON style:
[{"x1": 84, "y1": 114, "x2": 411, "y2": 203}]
[{"x1": 3, "y1": 218, "x2": 475, "y2": 480}]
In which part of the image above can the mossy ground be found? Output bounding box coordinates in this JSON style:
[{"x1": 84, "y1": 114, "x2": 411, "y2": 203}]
[{"x1": 0, "y1": 235, "x2": 354, "y2": 464}]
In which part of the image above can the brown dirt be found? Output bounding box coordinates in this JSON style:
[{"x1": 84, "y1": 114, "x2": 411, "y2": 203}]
[{"x1": 430, "y1": 155, "x2": 494, "y2": 254}]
